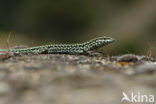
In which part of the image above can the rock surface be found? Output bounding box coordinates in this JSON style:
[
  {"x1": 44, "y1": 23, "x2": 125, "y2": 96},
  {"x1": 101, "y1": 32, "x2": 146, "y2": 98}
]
[{"x1": 0, "y1": 53, "x2": 156, "y2": 104}]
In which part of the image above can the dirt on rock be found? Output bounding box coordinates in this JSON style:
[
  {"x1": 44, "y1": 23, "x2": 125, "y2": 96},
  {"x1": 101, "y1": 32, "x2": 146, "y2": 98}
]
[{"x1": 0, "y1": 53, "x2": 156, "y2": 104}]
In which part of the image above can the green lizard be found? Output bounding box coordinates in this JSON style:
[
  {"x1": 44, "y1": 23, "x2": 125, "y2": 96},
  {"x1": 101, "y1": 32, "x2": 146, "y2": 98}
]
[{"x1": 0, "y1": 36, "x2": 115, "y2": 54}]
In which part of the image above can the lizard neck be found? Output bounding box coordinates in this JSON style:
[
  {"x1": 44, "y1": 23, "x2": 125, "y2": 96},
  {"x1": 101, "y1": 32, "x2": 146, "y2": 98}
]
[{"x1": 83, "y1": 41, "x2": 105, "y2": 51}]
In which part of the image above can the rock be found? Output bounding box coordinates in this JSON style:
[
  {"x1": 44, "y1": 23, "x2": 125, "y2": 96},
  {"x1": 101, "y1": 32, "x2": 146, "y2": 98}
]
[{"x1": 0, "y1": 54, "x2": 155, "y2": 104}]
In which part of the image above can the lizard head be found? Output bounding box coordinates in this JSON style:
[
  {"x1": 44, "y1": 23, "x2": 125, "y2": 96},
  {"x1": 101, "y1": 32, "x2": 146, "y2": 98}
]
[
  {"x1": 85, "y1": 36, "x2": 115, "y2": 50},
  {"x1": 94, "y1": 36, "x2": 115, "y2": 45}
]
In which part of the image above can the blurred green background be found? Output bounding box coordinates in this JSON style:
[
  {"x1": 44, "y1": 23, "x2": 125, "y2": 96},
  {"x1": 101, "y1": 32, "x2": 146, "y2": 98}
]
[{"x1": 0, "y1": 0, "x2": 156, "y2": 56}]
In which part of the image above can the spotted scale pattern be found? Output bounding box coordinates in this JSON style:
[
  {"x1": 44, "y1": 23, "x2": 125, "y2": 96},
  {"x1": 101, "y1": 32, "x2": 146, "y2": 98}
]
[{"x1": 0, "y1": 36, "x2": 115, "y2": 54}]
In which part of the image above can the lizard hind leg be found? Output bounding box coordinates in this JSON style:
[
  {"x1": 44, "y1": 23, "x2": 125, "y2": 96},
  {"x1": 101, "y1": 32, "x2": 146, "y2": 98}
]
[
  {"x1": 31, "y1": 47, "x2": 48, "y2": 54},
  {"x1": 38, "y1": 48, "x2": 48, "y2": 54}
]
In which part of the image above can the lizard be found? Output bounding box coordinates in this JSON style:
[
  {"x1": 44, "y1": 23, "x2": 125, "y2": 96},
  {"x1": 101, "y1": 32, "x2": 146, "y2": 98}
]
[{"x1": 0, "y1": 36, "x2": 115, "y2": 54}]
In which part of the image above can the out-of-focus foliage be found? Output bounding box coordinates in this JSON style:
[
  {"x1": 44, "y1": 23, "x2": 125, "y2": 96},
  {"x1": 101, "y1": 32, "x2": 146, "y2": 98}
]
[{"x1": 0, "y1": 0, "x2": 156, "y2": 55}]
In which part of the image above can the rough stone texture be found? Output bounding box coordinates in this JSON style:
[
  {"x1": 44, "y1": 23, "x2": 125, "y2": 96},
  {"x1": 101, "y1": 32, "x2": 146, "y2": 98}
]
[{"x1": 0, "y1": 53, "x2": 155, "y2": 104}]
